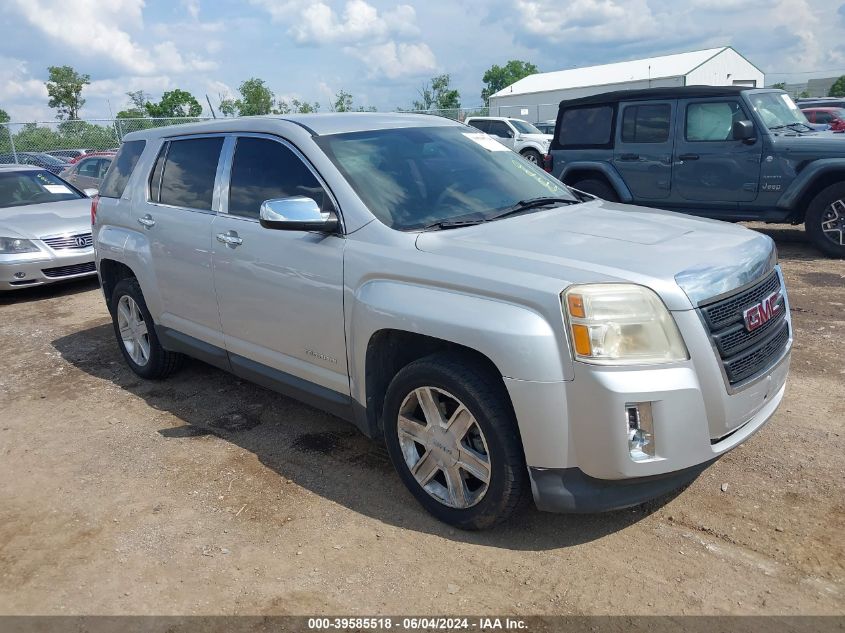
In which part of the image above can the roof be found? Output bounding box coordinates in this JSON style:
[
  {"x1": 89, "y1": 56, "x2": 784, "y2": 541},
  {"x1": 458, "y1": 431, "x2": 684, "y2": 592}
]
[
  {"x1": 557, "y1": 85, "x2": 771, "y2": 109},
  {"x1": 800, "y1": 106, "x2": 845, "y2": 111},
  {"x1": 0, "y1": 163, "x2": 41, "y2": 171},
  {"x1": 123, "y1": 112, "x2": 462, "y2": 142},
  {"x1": 492, "y1": 47, "x2": 756, "y2": 98}
]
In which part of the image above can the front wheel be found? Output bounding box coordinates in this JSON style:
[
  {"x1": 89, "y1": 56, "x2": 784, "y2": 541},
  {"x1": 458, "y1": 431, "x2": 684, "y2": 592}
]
[
  {"x1": 805, "y1": 183, "x2": 845, "y2": 258},
  {"x1": 383, "y1": 352, "x2": 528, "y2": 530},
  {"x1": 521, "y1": 149, "x2": 542, "y2": 165}
]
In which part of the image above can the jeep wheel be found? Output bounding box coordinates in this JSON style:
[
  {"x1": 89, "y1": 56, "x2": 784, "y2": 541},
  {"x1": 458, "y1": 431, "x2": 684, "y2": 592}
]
[
  {"x1": 383, "y1": 352, "x2": 527, "y2": 530},
  {"x1": 521, "y1": 149, "x2": 542, "y2": 165},
  {"x1": 570, "y1": 178, "x2": 619, "y2": 202},
  {"x1": 110, "y1": 278, "x2": 183, "y2": 379},
  {"x1": 806, "y1": 183, "x2": 845, "y2": 258}
]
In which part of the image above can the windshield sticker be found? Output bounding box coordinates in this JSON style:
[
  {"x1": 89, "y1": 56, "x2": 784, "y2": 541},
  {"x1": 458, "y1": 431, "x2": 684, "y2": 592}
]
[
  {"x1": 780, "y1": 93, "x2": 798, "y2": 110},
  {"x1": 462, "y1": 132, "x2": 509, "y2": 152},
  {"x1": 43, "y1": 184, "x2": 72, "y2": 194},
  {"x1": 510, "y1": 158, "x2": 565, "y2": 196}
]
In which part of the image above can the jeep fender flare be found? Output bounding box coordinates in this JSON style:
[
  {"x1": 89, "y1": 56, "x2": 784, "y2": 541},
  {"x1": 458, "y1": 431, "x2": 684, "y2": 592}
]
[
  {"x1": 777, "y1": 158, "x2": 845, "y2": 211},
  {"x1": 559, "y1": 161, "x2": 634, "y2": 203}
]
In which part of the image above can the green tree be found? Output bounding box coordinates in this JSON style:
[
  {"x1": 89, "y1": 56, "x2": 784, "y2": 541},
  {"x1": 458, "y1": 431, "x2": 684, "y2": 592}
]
[
  {"x1": 332, "y1": 89, "x2": 354, "y2": 112},
  {"x1": 45, "y1": 65, "x2": 90, "y2": 120},
  {"x1": 412, "y1": 74, "x2": 460, "y2": 111},
  {"x1": 116, "y1": 90, "x2": 149, "y2": 119},
  {"x1": 800, "y1": 89, "x2": 811, "y2": 98},
  {"x1": 275, "y1": 98, "x2": 320, "y2": 114},
  {"x1": 481, "y1": 60, "x2": 538, "y2": 103},
  {"x1": 771, "y1": 82, "x2": 786, "y2": 90},
  {"x1": 145, "y1": 89, "x2": 203, "y2": 118},
  {"x1": 0, "y1": 108, "x2": 9, "y2": 124},
  {"x1": 829, "y1": 76, "x2": 845, "y2": 97},
  {"x1": 220, "y1": 78, "x2": 275, "y2": 117}
]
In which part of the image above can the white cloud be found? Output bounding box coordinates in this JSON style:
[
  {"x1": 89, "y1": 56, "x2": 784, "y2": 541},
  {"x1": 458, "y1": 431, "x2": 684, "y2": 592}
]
[
  {"x1": 182, "y1": 0, "x2": 201, "y2": 20},
  {"x1": 350, "y1": 41, "x2": 437, "y2": 79}
]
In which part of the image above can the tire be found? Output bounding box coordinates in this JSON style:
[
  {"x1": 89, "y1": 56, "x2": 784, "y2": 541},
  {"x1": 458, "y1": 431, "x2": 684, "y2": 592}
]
[
  {"x1": 805, "y1": 183, "x2": 845, "y2": 258},
  {"x1": 382, "y1": 352, "x2": 528, "y2": 530},
  {"x1": 521, "y1": 148, "x2": 542, "y2": 165},
  {"x1": 570, "y1": 178, "x2": 619, "y2": 202},
  {"x1": 110, "y1": 277, "x2": 183, "y2": 379}
]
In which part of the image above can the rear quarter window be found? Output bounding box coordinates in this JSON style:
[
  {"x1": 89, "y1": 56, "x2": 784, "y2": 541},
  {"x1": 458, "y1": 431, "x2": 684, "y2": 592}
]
[
  {"x1": 99, "y1": 140, "x2": 146, "y2": 198},
  {"x1": 557, "y1": 105, "x2": 614, "y2": 147}
]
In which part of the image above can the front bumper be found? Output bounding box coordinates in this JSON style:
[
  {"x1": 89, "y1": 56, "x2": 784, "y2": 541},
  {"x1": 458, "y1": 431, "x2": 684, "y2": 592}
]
[{"x1": 0, "y1": 249, "x2": 96, "y2": 290}]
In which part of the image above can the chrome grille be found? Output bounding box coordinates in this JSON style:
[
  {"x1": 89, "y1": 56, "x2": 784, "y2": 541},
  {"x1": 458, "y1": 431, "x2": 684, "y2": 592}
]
[
  {"x1": 41, "y1": 232, "x2": 93, "y2": 250},
  {"x1": 42, "y1": 262, "x2": 96, "y2": 278},
  {"x1": 699, "y1": 270, "x2": 790, "y2": 386}
]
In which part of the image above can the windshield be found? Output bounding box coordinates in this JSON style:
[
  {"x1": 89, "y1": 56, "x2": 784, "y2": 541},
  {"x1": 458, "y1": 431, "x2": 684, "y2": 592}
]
[
  {"x1": 0, "y1": 170, "x2": 83, "y2": 208},
  {"x1": 509, "y1": 119, "x2": 542, "y2": 134},
  {"x1": 751, "y1": 92, "x2": 810, "y2": 129},
  {"x1": 315, "y1": 126, "x2": 577, "y2": 231},
  {"x1": 34, "y1": 153, "x2": 69, "y2": 166}
]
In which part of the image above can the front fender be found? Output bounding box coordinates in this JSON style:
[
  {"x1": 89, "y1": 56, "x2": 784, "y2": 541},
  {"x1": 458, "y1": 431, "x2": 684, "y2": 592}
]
[
  {"x1": 777, "y1": 158, "x2": 845, "y2": 210},
  {"x1": 348, "y1": 280, "x2": 571, "y2": 403},
  {"x1": 559, "y1": 161, "x2": 633, "y2": 203}
]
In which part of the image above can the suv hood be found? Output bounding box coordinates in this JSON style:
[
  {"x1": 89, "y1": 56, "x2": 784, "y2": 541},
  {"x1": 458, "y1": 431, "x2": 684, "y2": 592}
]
[
  {"x1": 0, "y1": 198, "x2": 92, "y2": 240},
  {"x1": 415, "y1": 199, "x2": 775, "y2": 310},
  {"x1": 770, "y1": 132, "x2": 845, "y2": 154}
]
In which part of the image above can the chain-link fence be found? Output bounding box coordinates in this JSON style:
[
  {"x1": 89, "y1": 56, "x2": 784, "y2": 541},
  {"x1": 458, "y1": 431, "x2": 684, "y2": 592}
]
[{"x1": 0, "y1": 118, "x2": 215, "y2": 162}]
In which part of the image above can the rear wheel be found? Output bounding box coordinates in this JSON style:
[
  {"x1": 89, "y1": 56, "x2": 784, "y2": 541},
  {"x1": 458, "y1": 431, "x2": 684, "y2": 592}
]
[
  {"x1": 521, "y1": 149, "x2": 542, "y2": 165},
  {"x1": 110, "y1": 278, "x2": 183, "y2": 379},
  {"x1": 383, "y1": 352, "x2": 527, "y2": 530},
  {"x1": 570, "y1": 177, "x2": 619, "y2": 202},
  {"x1": 805, "y1": 183, "x2": 845, "y2": 258}
]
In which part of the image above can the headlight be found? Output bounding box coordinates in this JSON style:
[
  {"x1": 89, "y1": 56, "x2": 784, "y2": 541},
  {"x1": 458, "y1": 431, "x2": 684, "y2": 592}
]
[
  {"x1": 563, "y1": 284, "x2": 688, "y2": 365},
  {"x1": 0, "y1": 237, "x2": 39, "y2": 254}
]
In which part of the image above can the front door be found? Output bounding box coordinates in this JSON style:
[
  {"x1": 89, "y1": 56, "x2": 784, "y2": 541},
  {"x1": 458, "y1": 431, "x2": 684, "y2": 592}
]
[
  {"x1": 211, "y1": 135, "x2": 349, "y2": 396},
  {"x1": 486, "y1": 120, "x2": 516, "y2": 150},
  {"x1": 672, "y1": 98, "x2": 762, "y2": 204},
  {"x1": 613, "y1": 100, "x2": 674, "y2": 200},
  {"x1": 140, "y1": 136, "x2": 224, "y2": 347}
]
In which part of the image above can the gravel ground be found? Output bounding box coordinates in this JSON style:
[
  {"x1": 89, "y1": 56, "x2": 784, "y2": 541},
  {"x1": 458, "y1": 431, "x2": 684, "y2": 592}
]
[{"x1": 0, "y1": 224, "x2": 842, "y2": 617}]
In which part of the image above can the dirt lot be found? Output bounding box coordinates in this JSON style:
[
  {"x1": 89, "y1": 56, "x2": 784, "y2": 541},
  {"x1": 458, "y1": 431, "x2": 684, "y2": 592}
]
[{"x1": 0, "y1": 224, "x2": 843, "y2": 617}]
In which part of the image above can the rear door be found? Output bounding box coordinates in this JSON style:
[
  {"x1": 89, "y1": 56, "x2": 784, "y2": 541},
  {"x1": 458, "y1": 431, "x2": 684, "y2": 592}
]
[
  {"x1": 140, "y1": 135, "x2": 225, "y2": 347},
  {"x1": 211, "y1": 134, "x2": 349, "y2": 396},
  {"x1": 612, "y1": 100, "x2": 674, "y2": 200},
  {"x1": 672, "y1": 97, "x2": 762, "y2": 204}
]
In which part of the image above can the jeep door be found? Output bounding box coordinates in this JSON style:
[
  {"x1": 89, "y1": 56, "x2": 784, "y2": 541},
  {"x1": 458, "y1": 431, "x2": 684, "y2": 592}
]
[
  {"x1": 613, "y1": 101, "x2": 674, "y2": 200},
  {"x1": 211, "y1": 134, "x2": 349, "y2": 397},
  {"x1": 671, "y1": 97, "x2": 762, "y2": 205},
  {"x1": 142, "y1": 135, "x2": 225, "y2": 347}
]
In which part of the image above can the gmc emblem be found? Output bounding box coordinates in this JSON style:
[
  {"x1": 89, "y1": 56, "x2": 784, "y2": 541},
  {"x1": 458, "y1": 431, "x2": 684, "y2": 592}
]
[{"x1": 743, "y1": 291, "x2": 781, "y2": 332}]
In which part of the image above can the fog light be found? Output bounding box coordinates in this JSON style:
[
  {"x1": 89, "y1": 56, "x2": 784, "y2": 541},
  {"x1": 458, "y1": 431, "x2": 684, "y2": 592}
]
[
  {"x1": 13, "y1": 272, "x2": 25, "y2": 279},
  {"x1": 626, "y1": 403, "x2": 655, "y2": 461}
]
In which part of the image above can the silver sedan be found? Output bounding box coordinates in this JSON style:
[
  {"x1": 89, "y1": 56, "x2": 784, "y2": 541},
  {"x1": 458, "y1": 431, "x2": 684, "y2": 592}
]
[{"x1": 0, "y1": 165, "x2": 97, "y2": 291}]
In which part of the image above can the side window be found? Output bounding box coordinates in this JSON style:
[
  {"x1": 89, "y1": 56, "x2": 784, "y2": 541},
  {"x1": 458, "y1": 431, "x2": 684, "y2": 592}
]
[
  {"x1": 78, "y1": 159, "x2": 100, "y2": 178},
  {"x1": 487, "y1": 121, "x2": 511, "y2": 138},
  {"x1": 558, "y1": 106, "x2": 614, "y2": 147},
  {"x1": 815, "y1": 111, "x2": 831, "y2": 124},
  {"x1": 156, "y1": 137, "x2": 223, "y2": 210},
  {"x1": 467, "y1": 119, "x2": 488, "y2": 132},
  {"x1": 685, "y1": 101, "x2": 744, "y2": 142},
  {"x1": 621, "y1": 104, "x2": 671, "y2": 143},
  {"x1": 99, "y1": 159, "x2": 112, "y2": 178},
  {"x1": 228, "y1": 137, "x2": 335, "y2": 220},
  {"x1": 100, "y1": 140, "x2": 146, "y2": 199}
]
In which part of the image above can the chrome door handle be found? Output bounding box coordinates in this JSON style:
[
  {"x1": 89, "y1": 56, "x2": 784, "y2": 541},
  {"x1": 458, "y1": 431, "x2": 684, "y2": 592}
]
[
  {"x1": 137, "y1": 214, "x2": 155, "y2": 228},
  {"x1": 216, "y1": 231, "x2": 243, "y2": 247}
]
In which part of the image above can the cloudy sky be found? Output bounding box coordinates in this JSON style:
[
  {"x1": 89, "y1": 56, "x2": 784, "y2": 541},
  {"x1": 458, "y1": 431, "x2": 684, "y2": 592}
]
[{"x1": 1, "y1": 0, "x2": 844, "y2": 121}]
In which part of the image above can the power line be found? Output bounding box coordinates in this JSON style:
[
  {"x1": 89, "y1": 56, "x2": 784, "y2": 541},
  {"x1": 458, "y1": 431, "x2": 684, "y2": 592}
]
[{"x1": 766, "y1": 68, "x2": 845, "y2": 75}]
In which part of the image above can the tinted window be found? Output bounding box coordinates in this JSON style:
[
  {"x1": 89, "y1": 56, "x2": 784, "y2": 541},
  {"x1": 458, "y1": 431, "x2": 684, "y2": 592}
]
[
  {"x1": 815, "y1": 111, "x2": 832, "y2": 124},
  {"x1": 149, "y1": 143, "x2": 167, "y2": 202},
  {"x1": 78, "y1": 158, "x2": 102, "y2": 178},
  {"x1": 558, "y1": 106, "x2": 614, "y2": 146},
  {"x1": 0, "y1": 170, "x2": 83, "y2": 208},
  {"x1": 487, "y1": 121, "x2": 512, "y2": 138},
  {"x1": 315, "y1": 126, "x2": 577, "y2": 231},
  {"x1": 100, "y1": 140, "x2": 146, "y2": 198},
  {"x1": 621, "y1": 104, "x2": 671, "y2": 143},
  {"x1": 686, "y1": 101, "x2": 744, "y2": 141},
  {"x1": 510, "y1": 119, "x2": 542, "y2": 134},
  {"x1": 228, "y1": 137, "x2": 334, "y2": 219},
  {"x1": 467, "y1": 119, "x2": 489, "y2": 132},
  {"x1": 157, "y1": 137, "x2": 222, "y2": 210}
]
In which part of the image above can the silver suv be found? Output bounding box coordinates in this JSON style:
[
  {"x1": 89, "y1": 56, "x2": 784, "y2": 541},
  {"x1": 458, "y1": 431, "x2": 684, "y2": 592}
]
[
  {"x1": 93, "y1": 114, "x2": 791, "y2": 529},
  {"x1": 464, "y1": 116, "x2": 551, "y2": 164}
]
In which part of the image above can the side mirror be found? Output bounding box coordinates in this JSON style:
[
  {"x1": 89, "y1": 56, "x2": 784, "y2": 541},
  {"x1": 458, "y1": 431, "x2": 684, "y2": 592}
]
[
  {"x1": 83, "y1": 188, "x2": 99, "y2": 197},
  {"x1": 259, "y1": 196, "x2": 339, "y2": 232},
  {"x1": 732, "y1": 120, "x2": 755, "y2": 142}
]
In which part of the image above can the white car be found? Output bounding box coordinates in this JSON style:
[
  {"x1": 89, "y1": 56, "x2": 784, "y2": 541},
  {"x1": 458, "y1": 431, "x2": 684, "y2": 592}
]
[{"x1": 464, "y1": 116, "x2": 552, "y2": 165}]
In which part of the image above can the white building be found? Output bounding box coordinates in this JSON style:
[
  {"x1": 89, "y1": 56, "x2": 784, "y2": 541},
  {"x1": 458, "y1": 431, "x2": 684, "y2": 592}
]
[{"x1": 488, "y1": 47, "x2": 764, "y2": 123}]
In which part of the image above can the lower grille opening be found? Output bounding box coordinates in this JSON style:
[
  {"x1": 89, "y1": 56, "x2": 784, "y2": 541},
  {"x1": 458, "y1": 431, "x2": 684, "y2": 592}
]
[{"x1": 41, "y1": 262, "x2": 96, "y2": 278}]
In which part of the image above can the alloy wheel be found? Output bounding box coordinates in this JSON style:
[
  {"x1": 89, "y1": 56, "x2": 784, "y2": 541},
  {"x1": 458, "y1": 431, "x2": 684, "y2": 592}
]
[
  {"x1": 116, "y1": 295, "x2": 150, "y2": 366},
  {"x1": 396, "y1": 386, "x2": 491, "y2": 509},
  {"x1": 822, "y1": 199, "x2": 845, "y2": 246}
]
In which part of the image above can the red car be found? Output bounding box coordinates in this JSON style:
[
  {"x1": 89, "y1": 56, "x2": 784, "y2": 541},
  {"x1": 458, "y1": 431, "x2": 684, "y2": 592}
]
[{"x1": 801, "y1": 107, "x2": 845, "y2": 131}]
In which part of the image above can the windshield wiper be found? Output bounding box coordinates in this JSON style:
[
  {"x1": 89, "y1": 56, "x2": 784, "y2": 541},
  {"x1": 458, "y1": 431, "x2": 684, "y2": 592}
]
[
  {"x1": 770, "y1": 122, "x2": 814, "y2": 133},
  {"x1": 486, "y1": 196, "x2": 579, "y2": 222},
  {"x1": 420, "y1": 216, "x2": 487, "y2": 231}
]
